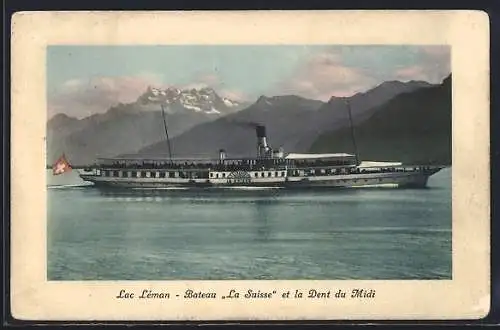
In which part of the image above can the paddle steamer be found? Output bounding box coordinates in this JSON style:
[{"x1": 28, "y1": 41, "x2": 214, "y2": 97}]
[{"x1": 79, "y1": 123, "x2": 443, "y2": 189}]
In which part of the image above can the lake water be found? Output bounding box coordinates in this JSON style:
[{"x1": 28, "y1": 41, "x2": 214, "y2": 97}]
[{"x1": 47, "y1": 168, "x2": 452, "y2": 280}]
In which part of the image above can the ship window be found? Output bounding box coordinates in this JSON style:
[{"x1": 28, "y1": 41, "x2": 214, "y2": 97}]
[
  {"x1": 168, "y1": 172, "x2": 174, "y2": 178},
  {"x1": 210, "y1": 173, "x2": 214, "y2": 178},
  {"x1": 216, "y1": 173, "x2": 219, "y2": 179},
  {"x1": 254, "y1": 172, "x2": 258, "y2": 177},
  {"x1": 282, "y1": 171, "x2": 286, "y2": 176},
  {"x1": 275, "y1": 171, "x2": 278, "y2": 177},
  {"x1": 141, "y1": 172, "x2": 147, "y2": 178},
  {"x1": 222, "y1": 173, "x2": 226, "y2": 178},
  {"x1": 268, "y1": 172, "x2": 272, "y2": 177},
  {"x1": 261, "y1": 172, "x2": 265, "y2": 177}
]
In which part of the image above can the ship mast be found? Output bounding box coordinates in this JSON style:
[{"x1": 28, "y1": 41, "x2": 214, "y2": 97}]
[
  {"x1": 345, "y1": 99, "x2": 360, "y2": 166},
  {"x1": 160, "y1": 104, "x2": 173, "y2": 162}
]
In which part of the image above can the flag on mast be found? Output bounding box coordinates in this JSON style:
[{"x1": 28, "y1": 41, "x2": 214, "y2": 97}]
[{"x1": 52, "y1": 153, "x2": 72, "y2": 175}]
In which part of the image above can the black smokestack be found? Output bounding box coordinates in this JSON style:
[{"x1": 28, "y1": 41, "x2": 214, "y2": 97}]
[
  {"x1": 219, "y1": 149, "x2": 226, "y2": 162},
  {"x1": 256, "y1": 125, "x2": 269, "y2": 157}
]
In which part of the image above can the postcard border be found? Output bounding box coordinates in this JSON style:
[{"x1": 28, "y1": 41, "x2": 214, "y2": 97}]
[{"x1": 10, "y1": 10, "x2": 490, "y2": 321}]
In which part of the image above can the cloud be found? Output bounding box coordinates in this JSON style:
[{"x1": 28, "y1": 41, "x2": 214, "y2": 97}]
[
  {"x1": 275, "y1": 52, "x2": 378, "y2": 100},
  {"x1": 274, "y1": 46, "x2": 451, "y2": 100},
  {"x1": 219, "y1": 89, "x2": 248, "y2": 102},
  {"x1": 421, "y1": 45, "x2": 450, "y2": 57},
  {"x1": 48, "y1": 74, "x2": 164, "y2": 118},
  {"x1": 394, "y1": 46, "x2": 450, "y2": 83},
  {"x1": 175, "y1": 72, "x2": 248, "y2": 101},
  {"x1": 178, "y1": 73, "x2": 220, "y2": 90}
]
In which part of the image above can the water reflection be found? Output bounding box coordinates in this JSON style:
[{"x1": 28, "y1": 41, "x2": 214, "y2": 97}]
[
  {"x1": 92, "y1": 187, "x2": 287, "y2": 243},
  {"x1": 93, "y1": 186, "x2": 365, "y2": 200},
  {"x1": 252, "y1": 199, "x2": 272, "y2": 242}
]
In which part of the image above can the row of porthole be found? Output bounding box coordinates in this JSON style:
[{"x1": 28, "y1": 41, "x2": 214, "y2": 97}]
[
  {"x1": 210, "y1": 171, "x2": 287, "y2": 179},
  {"x1": 102, "y1": 170, "x2": 180, "y2": 178},
  {"x1": 253, "y1": 171, "x2": 286, "y2": 178}
]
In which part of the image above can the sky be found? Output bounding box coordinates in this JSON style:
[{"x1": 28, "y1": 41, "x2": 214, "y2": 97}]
[{"x1": 47, "y1": 45, "x2": 450, "y2": 118}]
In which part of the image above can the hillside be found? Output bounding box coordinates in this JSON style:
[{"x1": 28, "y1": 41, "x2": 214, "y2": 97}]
[
  {"x1": 309, "y1": 75, "x2": 452, "y2": 165},
  {"x1": 291, "y1": 80, "x2": 432, "y2": 151}
]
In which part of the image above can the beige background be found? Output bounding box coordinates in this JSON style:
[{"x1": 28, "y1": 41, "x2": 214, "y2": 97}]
[{"x1": 11, "y1": 10, "x2": 490, "y2": 320}]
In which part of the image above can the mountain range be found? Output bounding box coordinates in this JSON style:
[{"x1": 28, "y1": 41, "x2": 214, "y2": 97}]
[
  {"x1": 310, "y1": 75, "x2": 452, "y2": 164},
  {"x1": 47, "y1": 77, "x2": 450, "y2": 166},
  {"x1": 135, "y1": 79, "x2": 432, "y2": 159}
]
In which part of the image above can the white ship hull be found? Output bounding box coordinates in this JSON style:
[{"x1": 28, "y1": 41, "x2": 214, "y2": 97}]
[{"x1": 80, "y1": 168, "x2": 440, "y2": 190}]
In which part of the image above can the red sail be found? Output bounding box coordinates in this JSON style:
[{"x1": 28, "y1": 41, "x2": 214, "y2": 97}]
[{"x1": 52, "y1": 154, "x2": 72, "y2": 175}]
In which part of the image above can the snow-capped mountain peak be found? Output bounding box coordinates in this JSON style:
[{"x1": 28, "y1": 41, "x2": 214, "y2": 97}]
[{"x1": 138, "y1": 86, "x2": 245, "y2": 115}]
